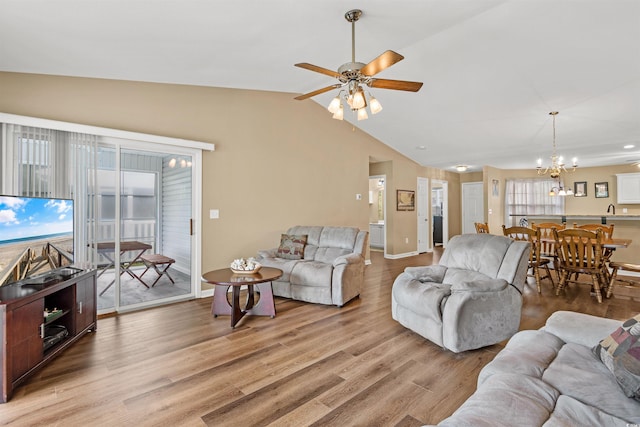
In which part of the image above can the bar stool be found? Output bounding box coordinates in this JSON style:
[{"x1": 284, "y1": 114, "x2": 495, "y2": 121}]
[{"x1": 607, "y1": 261, "x2": 640, "y2": 298}]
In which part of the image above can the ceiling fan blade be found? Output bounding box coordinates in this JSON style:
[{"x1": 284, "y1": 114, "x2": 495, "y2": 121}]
[
  {"x1": 360, "y1": 50, "x2": 404, "y2": 76},
  {"x1": 294, "y1": 63, "x2": 341, "y2": 79},
  {"x1": 369, "y1": 78, "x2": 423, "y2": 92},
  {"x1": 294, "y1": 84, "x2": 342, "y2": 100}
]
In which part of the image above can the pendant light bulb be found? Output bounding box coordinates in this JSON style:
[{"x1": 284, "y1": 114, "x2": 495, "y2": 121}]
[
  {"x1": 327, "y1": 96, "x2": 341, "y2": 114},
  {"x1": 352, "y1": 89, "x2": 366, "y2": 110},
  {"x1": 369, "y1": 96, "x2": 383, "y2": 114},
  {"x1": 332, "y1": 103, "x2": 344, "y2": 120}
]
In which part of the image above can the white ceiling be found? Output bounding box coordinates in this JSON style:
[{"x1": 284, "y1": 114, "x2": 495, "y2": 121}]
[{"x1": 1, "y1": 0, "x2": 639, "y2": 172}]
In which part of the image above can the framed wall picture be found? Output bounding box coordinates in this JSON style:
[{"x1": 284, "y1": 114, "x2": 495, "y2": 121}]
[
  {"x1": 491, "y1": 179, "x2": 499, "y2": 197},
  {"x1": 595, "y1": 182, "x2": 609, "y2": 198},
  {"x1": 396, "y1": 190, "x2": 415, "y2": 211},
  {"x1": 574, "y1": 181, "x2": 587, "y2": 197}
]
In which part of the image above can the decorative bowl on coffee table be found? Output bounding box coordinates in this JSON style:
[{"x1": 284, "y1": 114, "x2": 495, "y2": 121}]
[{"x1": 231, "y1": 266, "x2": 261, "y2": 274}]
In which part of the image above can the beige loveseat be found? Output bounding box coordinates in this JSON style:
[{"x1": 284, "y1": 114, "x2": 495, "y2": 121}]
[{"x1": 256, "y1": 226, "x2": 368, "y2": 306}]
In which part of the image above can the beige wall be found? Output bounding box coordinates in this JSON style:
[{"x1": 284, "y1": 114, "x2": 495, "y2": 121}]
[
  {"x1": 9, "y1": 72, "x2": 633, "y2": 267},
  {"x1": 484, "y1": 164, "x2": 640, "y2": 262},
  {"x1": 0, "y1": 72, "x2": 462, "y2": 273}
]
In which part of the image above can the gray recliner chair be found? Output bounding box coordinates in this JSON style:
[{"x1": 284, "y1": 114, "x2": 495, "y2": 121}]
[{"x1": 391, "y1": 233, "x2": 530, "y2": 353}]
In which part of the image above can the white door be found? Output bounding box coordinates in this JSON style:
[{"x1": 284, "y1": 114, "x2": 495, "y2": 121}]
[
  {"x1": 462, "y1": 182, "x2": 484, "y2": 234},
  {"x1": 417, "y1": 177, "x2": 429, "y2": 253}
]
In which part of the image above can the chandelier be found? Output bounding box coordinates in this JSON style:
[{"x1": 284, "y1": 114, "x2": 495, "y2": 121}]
[
  {"x1": 536, "y1": 111, "x2": 577, "y2": 196},
  {"x1": 549, "y1": 184, "x2": 572, "y2": 197}
]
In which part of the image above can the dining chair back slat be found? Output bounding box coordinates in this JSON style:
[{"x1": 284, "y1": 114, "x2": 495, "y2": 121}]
[{"x1": 531, "y1": 222, "x2": 566, "y2": 257}]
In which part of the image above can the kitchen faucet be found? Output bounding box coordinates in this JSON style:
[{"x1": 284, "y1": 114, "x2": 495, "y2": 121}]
[{"x1": 607, "y1": 204, "x2": 616, "y2": 215}]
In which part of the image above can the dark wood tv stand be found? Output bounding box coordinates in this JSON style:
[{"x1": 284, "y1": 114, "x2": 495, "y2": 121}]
[{"x1": 0, "y1": 269, "x2": 96, "y2": 402}]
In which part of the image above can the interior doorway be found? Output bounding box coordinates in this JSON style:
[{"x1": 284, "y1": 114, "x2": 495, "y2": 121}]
[
  {"x1": 432, "y1": 180, "x2": 449, "y2": 247},
  {"x1": 368, "y1": 175, "x2": 386, "y2": 255}
]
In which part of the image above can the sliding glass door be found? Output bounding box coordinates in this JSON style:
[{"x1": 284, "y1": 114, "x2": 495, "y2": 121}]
[
  {"x1": 2, "y1": 119, "x2": 205, "y2": 314},
  {"x1": 95, "y1": 145, "x2": 194, "y2": 312}
]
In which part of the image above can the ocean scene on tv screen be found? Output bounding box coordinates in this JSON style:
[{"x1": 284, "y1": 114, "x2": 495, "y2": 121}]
[
  {"x1": 0, "y1": 196, "x2": 73, "y2": 244},
  {"x1": 0, "y1": 196, "x2": 74, "y2": 284}
]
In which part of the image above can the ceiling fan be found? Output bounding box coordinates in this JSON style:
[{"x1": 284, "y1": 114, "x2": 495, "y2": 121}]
[{"x1": 294, "y1": 9, "x2": 423, "y2": 120}]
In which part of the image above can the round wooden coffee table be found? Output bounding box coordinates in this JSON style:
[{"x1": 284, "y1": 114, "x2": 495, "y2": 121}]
[{"x1": 202, "y1": 267, "x2": 283, "y2": 328}]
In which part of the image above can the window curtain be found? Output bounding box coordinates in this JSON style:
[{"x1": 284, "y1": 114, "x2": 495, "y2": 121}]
[
  {"x1": 2, "y1": 124, "x2": 98, "y2": 267},
  {"x1": 505, "y1": 178, "x2": 564, "y2": 225}
]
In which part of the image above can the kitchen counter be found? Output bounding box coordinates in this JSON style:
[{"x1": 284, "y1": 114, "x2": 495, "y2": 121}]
[{"x1": 510, "y1": 214, "x2": 640, "y2": 223}]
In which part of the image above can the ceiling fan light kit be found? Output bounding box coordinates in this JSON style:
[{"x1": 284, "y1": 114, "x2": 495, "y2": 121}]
[{"x1": 294, "y1": 9, "x2": 423, "y2": 121}]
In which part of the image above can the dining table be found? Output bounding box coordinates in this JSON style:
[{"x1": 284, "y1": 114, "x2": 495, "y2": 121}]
[{"x1": 539, "y1": 236, "x2": 632, "y2": 297}]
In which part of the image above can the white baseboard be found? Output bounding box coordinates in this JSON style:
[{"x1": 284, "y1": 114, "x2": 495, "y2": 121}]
[{"x1": 385, "y1": 251, "x2": 419, "y2": 259}]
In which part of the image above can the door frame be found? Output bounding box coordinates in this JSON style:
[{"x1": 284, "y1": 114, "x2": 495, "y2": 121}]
[
  {"x1": 98, "y1": 138, "x2": 203, "y2": 314},
  {"x1": 417, "y1": 177, "x2": 429, "y2": 253},
  {"x1": 369, "y1": 174, "x2": 386, "y2": 256},
  {"x1": 431, "y1": 179, "x2": 449, "y2": 248}
]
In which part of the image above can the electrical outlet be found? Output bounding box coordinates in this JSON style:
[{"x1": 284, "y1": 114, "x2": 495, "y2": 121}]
[
  {"x1": 209, "y1": 209, "x2": 219, "y2": 219},
  {"x1": 623, "y1": 208, "x2": 628, "y2": 213},
  {"x1": 405, "y1": 237, "x2": 409, "y2": 244}
]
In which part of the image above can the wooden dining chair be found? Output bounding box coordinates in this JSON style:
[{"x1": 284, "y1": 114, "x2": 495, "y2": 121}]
[
  {"x1": 474, "y1": 222, "x2": 490, "y2": 234},
  {"x1": 531, "y1": 222, "x2": 565, "y2": 281},
  {"x1": 502, "y1": 225, "x2": 553, "y2": 293},
  {"x1": 553, "y1": 228, "x2": 607, "y2": 303},
  {"x1": 572, "y1": 223, "x2": 616, "y2": 280}
]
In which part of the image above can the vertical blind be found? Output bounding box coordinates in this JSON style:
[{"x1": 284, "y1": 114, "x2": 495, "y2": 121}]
[{"x1": 2, "y1": 124, "x2": 98, "y2": 267}]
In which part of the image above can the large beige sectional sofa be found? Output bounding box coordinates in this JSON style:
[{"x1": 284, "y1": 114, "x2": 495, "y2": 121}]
[
  {"x1": 256, "y1": 226, "x2": 368, "y2": 306},
  {"x1": 432, "y1": 311, "x2": 640, "y2": 426}
]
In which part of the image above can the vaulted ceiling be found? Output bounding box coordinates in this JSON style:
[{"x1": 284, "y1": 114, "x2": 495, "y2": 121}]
[{"x1": 1, "y1": 1, "x2": 639, "y2": 172}]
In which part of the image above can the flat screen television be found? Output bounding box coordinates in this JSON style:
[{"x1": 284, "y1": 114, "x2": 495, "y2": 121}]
[{"x1": 0, "y1": 195, "x2": 75, "y2": 286}]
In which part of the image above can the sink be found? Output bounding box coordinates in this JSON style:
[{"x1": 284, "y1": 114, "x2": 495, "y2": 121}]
[{"x1": 57, "y1": 267, "x2": 82, "y2": 278}]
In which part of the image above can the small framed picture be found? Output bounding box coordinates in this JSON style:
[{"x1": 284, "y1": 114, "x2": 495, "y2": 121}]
[
  {"x1": 396, "y1": 190, "x2": 415, "y2": 211},
  {"x1": 574, "y1": 181, "x2": 587, "y2": 197},
  {"x1": 595, "y1": 182, "x2": 609, "y2": 198},
  {"x1": 492, "y1": 179, "x2": 499, "y2": 197}
]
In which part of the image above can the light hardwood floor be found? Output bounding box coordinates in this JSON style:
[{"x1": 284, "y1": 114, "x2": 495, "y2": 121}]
[{"x1": 2, "y1": 250, "x2": 639, "y2": 426}]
